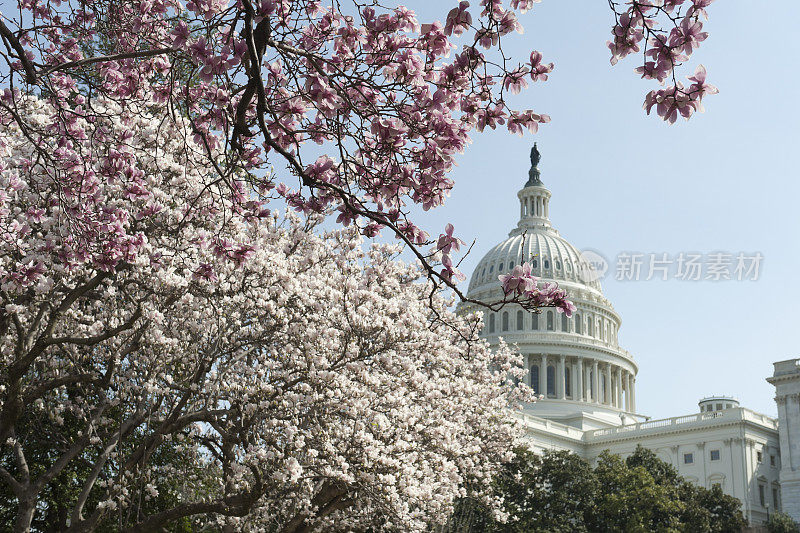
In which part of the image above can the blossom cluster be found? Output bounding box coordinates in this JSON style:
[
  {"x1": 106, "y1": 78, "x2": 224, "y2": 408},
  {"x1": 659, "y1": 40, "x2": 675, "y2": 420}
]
[
  {"x1": 608, "y1": 0, "x2": 718, "y2": 123},
  {"x1": 0, "y1": 0, "x2": 562, "y2": 295},
  {"x1": 0, "y1": 96, "x2": 533, "y2": 531},
  {"x1": 499, "y1": 262, "x2": 576, "y2": 316}
]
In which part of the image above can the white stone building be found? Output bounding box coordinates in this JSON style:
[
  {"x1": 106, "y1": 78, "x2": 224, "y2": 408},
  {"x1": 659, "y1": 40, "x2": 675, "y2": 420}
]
[{"x1": 463, "y1": 146, "x2": 799, "y2": 526}]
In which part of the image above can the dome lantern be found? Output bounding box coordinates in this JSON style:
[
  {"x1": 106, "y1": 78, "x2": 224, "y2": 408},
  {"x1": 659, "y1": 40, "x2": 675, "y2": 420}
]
[{"x1": 516, "y1": 144, "x2": 552, "y2": 232}]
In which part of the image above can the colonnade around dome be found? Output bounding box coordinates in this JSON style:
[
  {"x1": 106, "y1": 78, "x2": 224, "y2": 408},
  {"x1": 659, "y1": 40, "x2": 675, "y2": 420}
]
[{"x1": 522, "y1": 353, "x2": 636, "y2": 413}]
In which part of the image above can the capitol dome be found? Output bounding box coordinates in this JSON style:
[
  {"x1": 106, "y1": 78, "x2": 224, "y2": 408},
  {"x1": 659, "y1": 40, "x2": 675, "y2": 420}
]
[{"x1": 465, "y1": 145, "x2": 639, "y2": 430}]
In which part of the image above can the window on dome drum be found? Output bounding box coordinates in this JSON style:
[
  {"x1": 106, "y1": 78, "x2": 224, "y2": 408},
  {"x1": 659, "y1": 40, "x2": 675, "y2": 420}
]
[
  {"x1": 546, "y1": 311, "x2": 554, "y2": 331},
  {"x1": 561, "y1": 314, "x2": 568, "y2": 332},
  {"x1": 757, "y1": 451, "x2": 763, "y2": 463},
  {"x1": 566, "y1": 261, "x2": 571, "y2": 272},
  {"x1": 556, "y1": 260, "x2": 561, "y2": 269},
  {"x1": 516, "y1": 310, "x2": 524, "y2": 331},
  {"x1": 546, "y1": 365, "x2": 555, "y2": 396},
  {"x1": 710, "y1": 450, "x2": 720, "y2": 461},
  {"x1": 773, "y1": 487, "x2": 780, "y2": 509},
  {"x1": 502, "y1": 312, "x2": 509, "y2": 332},
  {"x1": 759, "y1": 484, "x2": 765, "y2": 507},
  {"x1": 684, "y1": 453, "x2": 694, "y2": 465},
  {"x1": 509, "y1": 261, "x2": 515, "y2": 269},
  {"x1": 771, "y1": 455, "x2": 776, "y2": 467},
  {"x1": 544, "y1": 259, "x2": 550, "y2": 269},
  {"x1": 489, "y1": 264, "x2": 494, "y2": 273},
  {"x1": 533, "y1": 259, "x2": 538, "y2": 268},
  {"x1": 499, "y1": 262, "x2": 504, "y2": 272},
  {"x1": 587, "y1": 318, "x2": 593, "y2": 337},
  {"x1": 530, "y1": 365, "x2": 540, "y2": 394},
  {"x1": 716, "y1": 403, "x2": 722, "y2": 410},
  {"x1": 488, "y1": 314, "x2": 495, "y2": 333},
  {"x1": 531, "y1": 313, "x2": 539, "y2": 330},
  {"x1": 575, "y1": 314, "x2": 582, "y2": 334},
  {"x1": 565, "y1": 367, "x2": 571, "y2": 397},
  {"x1": 589, "y1": 371, "x2": 595, "y2": 399}
]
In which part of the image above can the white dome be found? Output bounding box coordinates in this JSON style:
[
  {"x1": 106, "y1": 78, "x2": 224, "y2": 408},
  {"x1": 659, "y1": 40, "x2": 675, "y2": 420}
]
[
  {"x1": 463, "y1": 145, "x2": 638, "y2": 430},
  {"x1": 469, "y1": 226, "x2": 602, "y2": 294}
]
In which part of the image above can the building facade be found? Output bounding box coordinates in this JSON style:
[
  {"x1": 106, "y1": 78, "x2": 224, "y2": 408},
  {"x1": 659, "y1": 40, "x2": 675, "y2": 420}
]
[{"x1": 463, "y1": 146, "x2": 799, "y2": 526}]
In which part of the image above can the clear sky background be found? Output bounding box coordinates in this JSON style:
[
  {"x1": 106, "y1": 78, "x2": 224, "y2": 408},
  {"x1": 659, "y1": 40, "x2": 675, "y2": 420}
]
[{"x1": 399, "y1": 0, "x2": 800, "y2": 419}]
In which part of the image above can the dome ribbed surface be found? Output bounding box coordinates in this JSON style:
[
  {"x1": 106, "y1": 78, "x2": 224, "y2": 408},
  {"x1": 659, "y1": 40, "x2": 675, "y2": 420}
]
[{"x1": 468, "y1": 228, "x2": 602, "y2": 293}]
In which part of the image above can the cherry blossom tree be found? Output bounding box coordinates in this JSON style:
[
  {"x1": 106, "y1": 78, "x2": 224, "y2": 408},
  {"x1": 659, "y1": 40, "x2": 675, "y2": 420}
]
[
  {"x1": 0, "y1": 0, "x2": 717, "y2": 305},
  {"x1": 0, "y1": 95, "x2": 532, "y2": 531},
  {"x1": 0, "y1": 1, "x2": 719, "y2": 529}
]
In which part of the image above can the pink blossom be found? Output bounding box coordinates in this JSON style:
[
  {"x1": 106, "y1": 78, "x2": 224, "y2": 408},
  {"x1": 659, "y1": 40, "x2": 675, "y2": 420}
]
[
  {"x1": 498, "y1": 262, "x2": 537, "y2": 296},
  {"x1": 436, "y1": 223, "x2": 463, "y2": 255},
  {"x1": 528, "y1": 51, "x2": 553, "y2": 82},
  {"x1": 503, "y1": 67, "x2": 529, "y2": 95}
]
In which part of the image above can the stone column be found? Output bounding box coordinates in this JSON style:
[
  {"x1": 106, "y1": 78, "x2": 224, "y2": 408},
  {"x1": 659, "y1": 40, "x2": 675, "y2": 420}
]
[
  {"x1": 558, "y1": 355, "x2": 566, "y2": 399},
  {"x1": 577, "y1": 358, "x2": 585, "y2": 401},
  {"x1": 631, "y1": 376, "x2": 637, "y2": 412},
  {"x1": 539, "y1": 354, "x2": 547, "y2": 398},
  {"x1": 605, "y1": 364, "x2": 612, "y2": 405},
  {"x1": 624, "y1": 372, "x2": 631, "y2": 411},
  {"x1": 571, "y1": 360, "x2": 578, "y2": 399},
  {"x1": 525, "y1": 355, "x2": 530, "y2": 387},
  {"x1": 592, "y1": 360, "x2": 599, "y2": 403},
  {"x1": 616, "y1": 369, "x2": 623, "y2": 409}
]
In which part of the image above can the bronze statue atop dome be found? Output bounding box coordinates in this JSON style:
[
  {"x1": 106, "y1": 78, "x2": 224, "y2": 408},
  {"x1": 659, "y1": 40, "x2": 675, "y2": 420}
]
[
  {"x1": 525, "y1": 143, "x2": 543, "y2": 187},
  {"x1": 530, "y1": 143, "x2": 540, "y2": 168}
]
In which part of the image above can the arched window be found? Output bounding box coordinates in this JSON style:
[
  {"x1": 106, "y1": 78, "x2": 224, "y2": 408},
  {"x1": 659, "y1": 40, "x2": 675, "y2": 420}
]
[
  {"x1": 546, "y1": 311, "x2": 554, "y2": 330},
  {"x1": 502, "y1": 312, "x2": 509, "y2": 331},
  {"x1": 489, "y1": 264, "x2": 494, "y2": 273},
  {"x1": 498, "y1": 262, "x2": 504, "y2": 272},
  {"x1": 587, "y1": 317, "x2": 594, "y2": 337},
  {"x1": 489, "y1": 314, "x2": 495, "y2": 333},
  {"x1": 516, "y1": 310, "x2": 524, "y2": 331},
  {"x1": 565, "y1": 367, "x2": 571, "y2": 397},
  {"x1": 575, "y1": 313, "x2": 582, "y2": 334},
  {"x1": 544, "y1": 259, "x2": 550, "y2": 269},
  {"x1": 533, "y1": 259, "x2": 538, "y2": 268},
  {"x1": 561, "y1": 313, "x2": 569, "y2": 332},
  {"x1": 598, "y1": 320, "x2": 603, "y2": 340},
  {"x1": 547, "y1": 365, "x2": 555, "y2": 396},
  {"x1": 556, "y1": 260, "x2": 561, "y2": 270},
  {"x1": 530, "y1": 364, "x2": 540, "y2": 394},
  {"x1": 531, "y1": 313, "x2": 539, "y2": 330},
  {"x1": 566, "y1": 261, "x2": 572, "y2": 272},
  {"x1": 509, "y1": 261, "x2": 515, "y2": 269}
]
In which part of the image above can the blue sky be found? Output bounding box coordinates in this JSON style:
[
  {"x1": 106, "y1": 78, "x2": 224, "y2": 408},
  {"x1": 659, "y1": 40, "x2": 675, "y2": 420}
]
[{"x1": 401, "y1": 0, "x2": 800, "y2": 419}]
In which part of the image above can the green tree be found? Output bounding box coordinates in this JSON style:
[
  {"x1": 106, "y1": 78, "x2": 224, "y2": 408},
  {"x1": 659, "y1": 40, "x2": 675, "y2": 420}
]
[
  {"x1": 444, "y1": 445, "x2": 746, "y2": 533},
  {"x1": 590, "y1": 451, "x2": 682, "y2": 532},
  {"x1": 767, "y1": 512, "x2": 800, "y2": 533}
]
